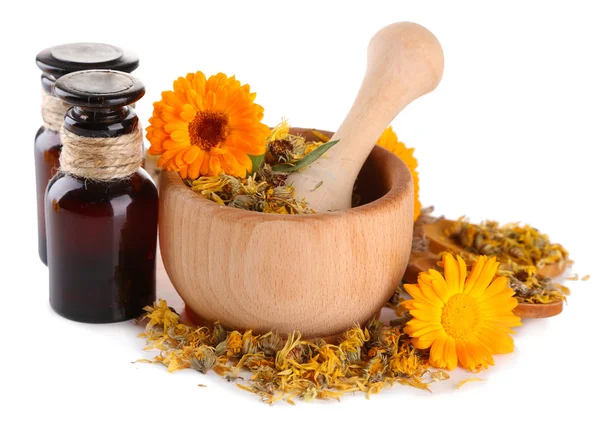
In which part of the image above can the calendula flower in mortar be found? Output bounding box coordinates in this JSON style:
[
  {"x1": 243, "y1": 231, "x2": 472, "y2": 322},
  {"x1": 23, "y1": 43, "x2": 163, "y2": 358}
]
[
  {"x1": 403, "y1": 253, "x2": 522, "y2": 371},
  {"x1": 147, "y1": 72, "x2": 270, "y2": 179},
  {"x1": 376, "y1": 127, "x2": 421, "y2": 220}
]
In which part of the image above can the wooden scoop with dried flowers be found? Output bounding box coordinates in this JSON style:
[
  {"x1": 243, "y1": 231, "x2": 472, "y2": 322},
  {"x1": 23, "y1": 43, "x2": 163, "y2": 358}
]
[{"x1": 405, "y1": 213, "x2": 570, "y2": 318}]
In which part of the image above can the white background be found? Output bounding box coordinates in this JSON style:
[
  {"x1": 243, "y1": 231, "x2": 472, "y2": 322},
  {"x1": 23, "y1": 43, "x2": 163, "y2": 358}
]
[{"x1": 1, "y1": 1, "x2": 599, "y2": 422}]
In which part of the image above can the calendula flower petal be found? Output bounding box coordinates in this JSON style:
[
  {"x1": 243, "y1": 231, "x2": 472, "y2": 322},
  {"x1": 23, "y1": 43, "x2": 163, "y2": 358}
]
[
  {"x1": 478, "y1": 276, "x2": 511, "y2": 302},
  {"x1": 187, "y1": 151, "x2": 205, "y2": 180},
  {"x1": 443, "y1": 253, "x2": 461, "y2": 296},
  {"x1": 443, "y1": 336, "x2": 458, "y2": 370},
  {"x1": 469, "y1": 257, "x2": 500, "y2": 298}
]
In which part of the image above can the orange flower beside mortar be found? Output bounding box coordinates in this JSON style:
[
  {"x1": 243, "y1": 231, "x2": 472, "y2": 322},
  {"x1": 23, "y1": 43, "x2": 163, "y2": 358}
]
[
  {"x1": 376, "y1": 127, "x2": 421, "y2": 221},
  {"x1": 403, "y1": 253, "x2": 522, "y2": 371}
]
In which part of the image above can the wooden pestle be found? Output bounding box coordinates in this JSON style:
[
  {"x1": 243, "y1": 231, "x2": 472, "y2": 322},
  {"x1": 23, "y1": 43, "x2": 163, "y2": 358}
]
[{"x1": 287, "y1": 22, "x2": 444, "y2": 212}]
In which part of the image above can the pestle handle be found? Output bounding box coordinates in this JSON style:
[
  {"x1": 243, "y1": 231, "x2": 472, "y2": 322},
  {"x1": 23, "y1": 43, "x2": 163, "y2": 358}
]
[{"x1": 287, "y1": 22, "x2": 444, "y2": 212}]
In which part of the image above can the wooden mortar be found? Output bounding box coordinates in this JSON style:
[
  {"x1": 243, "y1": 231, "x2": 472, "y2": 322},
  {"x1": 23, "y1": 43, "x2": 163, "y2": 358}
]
[{"x1": 159, "y1": 129, "x2": 414, "y2": 339}]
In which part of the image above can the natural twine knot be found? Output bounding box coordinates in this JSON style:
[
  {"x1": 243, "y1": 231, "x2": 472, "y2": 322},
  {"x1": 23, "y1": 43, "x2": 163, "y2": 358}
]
[
  {"x1": 41, "y1": 90, "x2": 71, "y2": 132},
  {"x1": 59, "y1": 125, "x2": 143, "y2": 180}
]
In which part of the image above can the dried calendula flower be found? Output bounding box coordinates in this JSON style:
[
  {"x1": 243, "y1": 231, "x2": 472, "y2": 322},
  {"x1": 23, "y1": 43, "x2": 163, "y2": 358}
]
[
  {"x1": 258, "y1": 332, "x2": 284, "y2": 357},
  {"x1": 212, "y1": 322, "x2": 227, "y2": 344},
  {"x1": 265, "y1": 119, "x2": 317, "y2": 164},
  {"x1": 338, "y1": 325, "x2": 369, "y2": 363},
  {"x1": 189, "y1": 346, "x2": 218, "y2": 374},
  {"x1": 266, "y1": 139, "x2": 295, "y2": 164},
  {"x1": 242, "y1": 330, "x2": 259, "y2": 355},
  {"x1": 167, "y1": 324, "x2": 191, "y2": 342},
  {"x1": 142, "y1": 299, "x2": 180, "y2": 333},
  {"x1": 138, "y1": 299, "x2": 446, "y2": 404},
  {"x1": 497, "y1": 261, "x2": 567, "y2": 304}
]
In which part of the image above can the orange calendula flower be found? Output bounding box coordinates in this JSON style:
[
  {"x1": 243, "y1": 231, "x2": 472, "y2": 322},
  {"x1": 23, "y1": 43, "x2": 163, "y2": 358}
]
[
  {"x1": 376, "y1": 127, "x2": 421, "y2": 220},
  {"x1": 403, "y1": 253, "x2": 522, "y2": 371},
  {"x1": 147, "y1": 72, "x2": 270, "y2": 179}
]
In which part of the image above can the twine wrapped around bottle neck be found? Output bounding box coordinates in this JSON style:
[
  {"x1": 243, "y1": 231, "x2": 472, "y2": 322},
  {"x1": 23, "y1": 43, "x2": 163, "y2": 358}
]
[
  {"x1": 41, "y1": 90, "x2": 71, "y2": 132},
  {"x1": 59, "y1": 125, "x2": 143, "y2": 181}
]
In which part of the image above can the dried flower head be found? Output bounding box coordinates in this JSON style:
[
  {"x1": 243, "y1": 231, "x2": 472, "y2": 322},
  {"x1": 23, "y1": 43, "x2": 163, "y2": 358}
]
[
  {"x1": 189, "y1": 345, "x2": 218, "y2": 374},
  {"x1": 266, "y1": 139, "x2": 295, "y2": 163},
  {"x1": 498, "y1": 261, "x2": 567, "y2": 304},
  {"x1": 142, "y1": 299, "x2": 180, "y2": 333},
  {"x1": 259, "y1": 332, "x2": 284, "y2": 357},
  {"x1": 265, "y1": 119, "x2": 313, "y2": 165}
]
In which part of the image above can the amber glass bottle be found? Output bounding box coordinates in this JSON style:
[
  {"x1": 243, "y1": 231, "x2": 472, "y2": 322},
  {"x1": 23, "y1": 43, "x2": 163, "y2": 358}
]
[
  {"x1": 35, "y1": 43, "x2": 139, "y2": 265},
  {"x1": 46, "y1": 70, "x2": 157, "y2": 323}
]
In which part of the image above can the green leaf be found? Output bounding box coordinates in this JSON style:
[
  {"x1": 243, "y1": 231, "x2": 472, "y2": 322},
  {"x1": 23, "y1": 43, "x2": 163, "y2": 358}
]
[
  {"x1": 271, "y1": 139, "x2": 339, "y2": 173},
  {"x1": 248, "y1": 154, "x2": 265, "y2": 176}
]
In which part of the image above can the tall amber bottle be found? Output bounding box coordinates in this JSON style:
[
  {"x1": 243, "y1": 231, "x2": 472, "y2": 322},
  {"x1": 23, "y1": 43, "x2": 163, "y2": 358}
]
[
  {"x1": 46, "y1": 70, "x2": 157, "y2": 323},
  {"x1": 35, "y1": 43, "x2": 139, "y2": 265}
]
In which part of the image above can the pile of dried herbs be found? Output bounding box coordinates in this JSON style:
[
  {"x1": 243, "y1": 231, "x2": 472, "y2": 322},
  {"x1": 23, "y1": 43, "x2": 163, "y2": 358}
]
[
  {"x1": 411, "y1": 210, "x2": 570, "y2": 304},
  {"x1": 185, "y1": 121, "x2": 338, "y2": 214},
  {"x1": 187, "y1": 173, "x2": 313, "y2": 214},
  {"x1": 138, "y1": 300, "x2": 448, "y2": 404},
  {"x1": 445, "y1": 218, "x2": 569, "y2": 304},
  {"x1": 446, "y1": 218, "x2": 568, "y2": 271},
  {"x1": 497, "y1": 261, "x2": 569, "y2": 304}
]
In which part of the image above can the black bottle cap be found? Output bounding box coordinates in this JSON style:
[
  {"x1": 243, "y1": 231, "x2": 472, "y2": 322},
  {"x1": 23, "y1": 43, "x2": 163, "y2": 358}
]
[
  {"x1": 54, "y1": 70, "x2": 145, "y2": 108},
  {"x1": 55, "y1": 70, "x2": 145, "y2": 137},
  {"x1": 36, "y1": 43, "x2": 139, "y2": 80}
]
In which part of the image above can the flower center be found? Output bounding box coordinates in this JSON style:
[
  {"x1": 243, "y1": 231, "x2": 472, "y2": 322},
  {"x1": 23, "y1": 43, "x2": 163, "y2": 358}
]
[
  {"x1": 188, "y1": 111, "x2": 230, "y2": 150},
  {"x1": 441, "y1": 294, "x2": 481, "y2": 340},
  {"x1": 268, "y1": 139, "x2": 294, "y2": 163}
]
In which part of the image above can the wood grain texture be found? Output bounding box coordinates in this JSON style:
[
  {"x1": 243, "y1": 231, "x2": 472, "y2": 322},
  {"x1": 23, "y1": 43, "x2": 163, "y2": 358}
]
[
  {"x1": 286, "y1": 22, "x2": 444, "y2": 213},
  {"x1": 159, "y1": 130, "x2": 414, "y2": 339},
  {"x1": 403, "y1": 251, "x2": 564, "y2": 318}
]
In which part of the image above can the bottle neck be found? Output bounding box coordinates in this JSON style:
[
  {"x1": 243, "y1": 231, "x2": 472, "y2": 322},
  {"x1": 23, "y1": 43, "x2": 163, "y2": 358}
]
[
  {"x1": 63, "y1": 106, "x2": 139, "y2": 137},
  {"x1": 41, "y1": 73, "x2": 56, "y2": 95}
]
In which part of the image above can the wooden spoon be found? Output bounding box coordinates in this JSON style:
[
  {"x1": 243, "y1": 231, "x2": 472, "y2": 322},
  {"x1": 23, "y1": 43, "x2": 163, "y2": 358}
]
[
  {"x1": 286, "y1": 22, "x2": 444, "y2": 212},
  {"x1": 423, "y1": 218, "x2": 567, "y2": 278}
]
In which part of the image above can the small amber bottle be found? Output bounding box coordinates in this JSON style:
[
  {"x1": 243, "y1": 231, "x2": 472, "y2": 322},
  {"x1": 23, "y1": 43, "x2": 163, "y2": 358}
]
[
  {"x1": 46, "y1": 70, "x2": 157, "y2": 323},
  {"x1": 35, "y1": 43, "x2": 139, "y2": 265}
]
